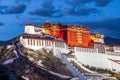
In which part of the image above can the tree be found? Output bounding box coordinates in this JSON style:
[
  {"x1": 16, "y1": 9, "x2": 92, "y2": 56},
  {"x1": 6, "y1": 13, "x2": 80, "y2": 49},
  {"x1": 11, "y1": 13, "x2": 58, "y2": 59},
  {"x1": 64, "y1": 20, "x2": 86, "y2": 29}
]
[
  {"x1": 0, "y1": 46, "x2": 6, "y2": 53},
  {"x1": 42, "y1": 50, "x2": 72, "y2": 75}
]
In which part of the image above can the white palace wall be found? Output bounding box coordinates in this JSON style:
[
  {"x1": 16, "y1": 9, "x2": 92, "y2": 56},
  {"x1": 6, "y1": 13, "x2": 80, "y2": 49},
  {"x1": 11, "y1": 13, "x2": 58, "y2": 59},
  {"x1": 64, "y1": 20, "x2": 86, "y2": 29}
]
[
  {"x1": 20, "y1": 36, "x2": 68, "y2": 52},
  {"x1": 24, "y1": 25, "x2": 44, "y2": 35},
  {"x1": 75, "y1": 47, "x2": 120, "y2": 72}
]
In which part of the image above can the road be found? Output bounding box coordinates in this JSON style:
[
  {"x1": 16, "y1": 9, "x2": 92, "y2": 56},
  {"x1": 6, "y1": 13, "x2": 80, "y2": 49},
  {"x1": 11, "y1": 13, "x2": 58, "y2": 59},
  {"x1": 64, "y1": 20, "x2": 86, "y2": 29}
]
[{"x1": 60, "y1": 54, "x2": 87, "y2": 80}]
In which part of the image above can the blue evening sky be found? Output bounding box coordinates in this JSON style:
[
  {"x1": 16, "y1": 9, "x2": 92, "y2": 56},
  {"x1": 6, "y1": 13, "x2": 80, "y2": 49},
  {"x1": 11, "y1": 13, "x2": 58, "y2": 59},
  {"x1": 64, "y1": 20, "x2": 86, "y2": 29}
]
[{"x1": 0, "y1": 0, "x2": 120, "y2": 40}]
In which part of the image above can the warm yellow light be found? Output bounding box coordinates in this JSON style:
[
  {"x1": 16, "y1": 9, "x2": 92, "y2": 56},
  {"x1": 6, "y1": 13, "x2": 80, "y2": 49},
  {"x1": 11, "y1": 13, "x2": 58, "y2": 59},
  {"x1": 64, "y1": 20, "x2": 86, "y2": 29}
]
[
  {"x1": 44, "y1": 29, "x2": 50, "y2": 34},
  {"x1": 91, "y1": 37, "x2": 96, "y2": 41}
]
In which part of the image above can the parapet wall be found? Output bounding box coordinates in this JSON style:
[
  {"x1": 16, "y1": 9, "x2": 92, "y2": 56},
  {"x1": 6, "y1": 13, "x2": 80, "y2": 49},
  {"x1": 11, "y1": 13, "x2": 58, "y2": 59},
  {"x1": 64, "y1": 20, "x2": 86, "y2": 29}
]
[{"x1": 75, "y1": 52, "x2": 120, "y2": 72}]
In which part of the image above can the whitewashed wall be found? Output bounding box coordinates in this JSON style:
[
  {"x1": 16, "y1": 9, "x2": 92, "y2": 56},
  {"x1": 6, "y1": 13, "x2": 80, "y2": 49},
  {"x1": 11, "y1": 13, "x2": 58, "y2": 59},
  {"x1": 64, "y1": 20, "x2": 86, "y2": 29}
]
[
  {"x1": 24, "y1": 25, "x2": 43, "y2": 35},
  {"x1": 25, "y1": 25, "x2": 35, "y2": 34},
  {"x1": 75, "y1": 52, "x2": 112, "y2": 70},
  {"x1": 21, "y1": 39, "x2": 53, "y2": 50},
  {"x1": 20, "y1": 37, "x2": 69, "y2": 53},
  {"x1": 107, "y1": 55, "x2": 120, "y2": 72},
  {"x1": 75, "y1": 52, "x2": 120, "y2": 72}
]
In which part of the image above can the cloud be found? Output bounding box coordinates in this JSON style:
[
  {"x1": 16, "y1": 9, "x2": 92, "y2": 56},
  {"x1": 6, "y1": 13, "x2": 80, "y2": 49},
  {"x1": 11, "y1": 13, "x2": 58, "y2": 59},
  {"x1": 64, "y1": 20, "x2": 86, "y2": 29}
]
[
  {"x1": 0, "y1": 22, "x2": 4, "y2": 26},
  {"x1": 65, "y1": 0, "x2": 92, "y2": 7},
  {"x1": 64, "y1": 7, "x2": 98, "y2": 16},
  {"x1": 63, "y1": 0, "x2": 113, "y2": 16},
  {"x1": 30, "y1": 1, "x2": 53, "y2": 17},
  {"x1": 65, "y1": 0, "x2": 113, "y2": 7},
  {"x1": 15, "y1": 0, "x2": 31, "y2": 4},
  {"x1": 30, "y1": 8, "x2": 50, "y2": 17},
  {"x1": 94, "y1": 0, "x2": 113, "y2": 7},
  {"x1": 89, "y1": 17, "x2": 120, "y2": 31},
  {"x1": 30, "y1": 0, "x2": 99, "y2": 17},
  {"x1": 62, "y1": 0, "x2": 112, "y2": 16},
  {"x1": 0, "y1": 4, "x2": 26, "y2": 14},
  {"x1": 30, "y1": 8, "x2": 57, "y2": 17},
  {"x1": 72, "y1": 17, "x2": 120, "y2": 31},
  {"x1": 29, "y1": 0, "x2": 62, "y2": 17}
]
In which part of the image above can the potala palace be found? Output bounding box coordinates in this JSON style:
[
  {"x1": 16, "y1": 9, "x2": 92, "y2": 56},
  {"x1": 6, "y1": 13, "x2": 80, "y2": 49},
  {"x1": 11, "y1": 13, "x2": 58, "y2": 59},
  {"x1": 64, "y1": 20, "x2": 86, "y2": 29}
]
[{"x1": 20, "y1": 21, "x2": 120, "y2": 73}]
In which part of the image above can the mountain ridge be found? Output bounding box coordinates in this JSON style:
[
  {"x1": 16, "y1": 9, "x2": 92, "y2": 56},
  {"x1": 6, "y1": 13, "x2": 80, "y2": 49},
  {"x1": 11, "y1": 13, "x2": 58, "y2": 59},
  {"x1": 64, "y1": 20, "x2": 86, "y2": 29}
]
[
  {"x1": 0, "y1": 35, "x2": 20, "y2": 46},
  {"x1": 104, "y1": 36, "x2": 120, "y2": 46}
]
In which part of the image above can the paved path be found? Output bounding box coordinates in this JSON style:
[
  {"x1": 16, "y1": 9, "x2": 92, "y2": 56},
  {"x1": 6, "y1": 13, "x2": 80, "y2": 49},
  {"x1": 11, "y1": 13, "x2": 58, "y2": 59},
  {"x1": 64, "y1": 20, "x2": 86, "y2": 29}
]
[
  {"x1": 3, "y1": 46, "x2": 19, "y2": 65},
  {"x1": 61, "y1": 54, "x2": 87, "y2": 80}
]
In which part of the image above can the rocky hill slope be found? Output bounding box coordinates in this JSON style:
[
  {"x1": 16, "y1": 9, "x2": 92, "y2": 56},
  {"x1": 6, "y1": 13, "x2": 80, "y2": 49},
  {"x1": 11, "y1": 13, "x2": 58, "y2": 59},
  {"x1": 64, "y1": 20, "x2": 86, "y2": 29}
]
[{"x1": 0, "y1": 43, "x2": 73, "y2": 80}]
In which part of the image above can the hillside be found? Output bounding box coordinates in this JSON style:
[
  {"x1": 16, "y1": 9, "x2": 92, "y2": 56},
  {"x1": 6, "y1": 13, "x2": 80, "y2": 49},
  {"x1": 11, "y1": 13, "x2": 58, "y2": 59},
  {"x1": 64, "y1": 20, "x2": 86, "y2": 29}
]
[
  {"x1": 0, "y1": 65, "x2": 23, "y2": 80},
  {"x1": 20, "y1": 45, "x2": 73, "y2": 76},
  {"x1": 0, "y1": 44, "x2": 73, "y2": 80}
]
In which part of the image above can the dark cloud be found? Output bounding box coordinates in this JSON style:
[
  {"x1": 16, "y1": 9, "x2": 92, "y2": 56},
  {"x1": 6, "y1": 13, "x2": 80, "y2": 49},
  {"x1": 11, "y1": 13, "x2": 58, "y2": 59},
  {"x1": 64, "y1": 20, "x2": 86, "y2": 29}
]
[
  {"x1": 64, "y1": 7, "x2": 98, "y2": 16},
  {"x1": 0, "y1": 22, "x2": 4, "y2": 26},
  {"x1": 94, "y1": 0, "x2": 113, "y2": 7},
  {"x1": 41, "y1": 0, "x2": 54, "y2": 10},
  {"x1": 0, "y1": 4, "x2": 26, "y2": 14},
  {"x1": 104, "y1": 18, "x2": 120, "y2": 30},
  {"x1": 65, "y1": 0, "x2": 92, "y2": 7},
  {"x1": 65, "y1": 0, "x2": 112, "y2": 7},
  {"x1": 15, "y1": 0, "x2": 31, "y2": 4},
  {"x1": 76, "y1": 8, "x2": 98, "y2": 16},
  {"x1": 72, "y1": 17, "x2": 120, "y2": 31},
  {"x1": 30, "y1": 0, "x2": 61, "y2": 17},
  {"x1": 30, "y1": 0, "x2": 98, "y2": 17},
  {"x1": 88, "y1": 17, "x2": 120, "y2": 38},
  {"x1": 63, "y1": 0, "x2": 112, "y2": 16},
  {"x1": 29, "y1": 0, "x2": 111, "y2": 17},
  {"x1": 30, "y1": 8, "x2": 51, "y2": 17},
  {"x1": 63, "y1": 8, "x2": 74, "y2": 15},
  {"x1": 89, "y1": 17, "x2": 120, "y2": 31},
  {"x1": 0, "y1": 0, "x2": 113, "y2": 17},
  {"x1": 30, "y1": 8, "x2": 59, "y2": 17}
]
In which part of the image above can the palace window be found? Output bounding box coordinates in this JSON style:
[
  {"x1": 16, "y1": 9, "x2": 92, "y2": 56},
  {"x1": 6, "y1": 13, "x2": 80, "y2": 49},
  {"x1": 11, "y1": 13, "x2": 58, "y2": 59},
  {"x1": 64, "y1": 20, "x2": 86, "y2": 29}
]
[
  {"x1": 31, "y1": 39, "x2": 32, "y2": 45},
  {"x1": 28, "y1": 39, "x2": 29, "y2": 45}
]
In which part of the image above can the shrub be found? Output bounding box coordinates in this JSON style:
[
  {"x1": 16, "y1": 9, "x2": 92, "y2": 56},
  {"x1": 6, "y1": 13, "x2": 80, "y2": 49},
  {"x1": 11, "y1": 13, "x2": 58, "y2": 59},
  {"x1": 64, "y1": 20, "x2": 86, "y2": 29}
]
[{"x1": 0, "y1": 46, "x2": 6, "y2": 53}]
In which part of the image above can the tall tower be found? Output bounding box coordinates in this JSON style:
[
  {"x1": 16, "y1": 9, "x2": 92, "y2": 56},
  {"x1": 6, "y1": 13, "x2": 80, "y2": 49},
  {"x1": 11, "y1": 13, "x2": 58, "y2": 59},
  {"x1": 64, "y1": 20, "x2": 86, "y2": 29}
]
[
  {"x1": 77, "y1": 27, "x2": 91, "y2": 47},
  {"x1": 67, "y1": 25, "x2": 77, "y2": 47},
  {"x1": 66, "y1": 26, "x2": 91, "y2": 47}
]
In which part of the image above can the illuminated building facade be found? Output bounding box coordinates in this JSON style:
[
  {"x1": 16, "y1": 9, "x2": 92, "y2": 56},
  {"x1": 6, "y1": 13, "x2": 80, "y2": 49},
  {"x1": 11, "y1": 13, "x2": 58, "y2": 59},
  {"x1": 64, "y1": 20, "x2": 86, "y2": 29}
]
[
  {"x1": 66, "y1": 26, "x2": 92, "y2": 47},
  {"x1": 91, "y1": 33, "x2": 104, "y2": 43},
  {"x1": 20, "y1": 22, "x2": 120, "y2": 73},
  {"x1": 67, "y1": 25, "x2": 77, "y2": 47},
  {"x1": 24, "y1": 22, "x2": 94, "y2": 48},
  {"x1": 50, "y1": 25, "x2": 61, "y2": 38},
  {"x1": 77, "y1": 27, "x2": 91, "y2": 47}
]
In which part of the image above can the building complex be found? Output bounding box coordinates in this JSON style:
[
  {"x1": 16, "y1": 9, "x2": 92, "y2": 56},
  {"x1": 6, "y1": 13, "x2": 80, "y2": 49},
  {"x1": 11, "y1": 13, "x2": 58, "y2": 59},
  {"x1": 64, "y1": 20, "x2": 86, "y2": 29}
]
[{"x1": 20, "y1": 21, "x2": 120, "y2": 72}]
